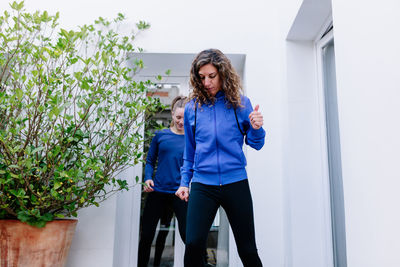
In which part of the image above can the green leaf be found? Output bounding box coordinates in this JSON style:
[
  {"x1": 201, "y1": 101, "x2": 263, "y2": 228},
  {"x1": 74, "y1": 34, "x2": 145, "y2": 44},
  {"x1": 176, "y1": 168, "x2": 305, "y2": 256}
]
[
  {"x1": 10, "y1": 173, "x2": 19, "y2": 178},
  {"x1": 17, "y1": 1, "x2": 24, "y2": 10},
  {"x1": 60, "y1": 28, "x2": 69, "y2": 38},
  {"x1": 15, "y1": 88, "x2": 23, "y2": 100},
  {"x1": 32, "y1": 221, "x2": 47, "y2": 228},
  {"x1": 31, "y1": 146, "x2": 44, "y2": 154},
  {"x1": 54, "y1": 181, "x2": 62, "y2": 190},
  {"x1": 17, "y1": 211, "x2": 31, "y2": 223},
  {"x1": 70, "y1": 57, "x2": 78, "y2": 64},
  {"x1": 10, "y1": 1, "x2": 24, "y2": 11},
  {"x1": 8, "y1": 165, "x2": 20, "y2": 169},
  {"x1": 136, "y1": 21, "x2": 150, "y2": 30},
  {"x1": 42, "y1": 213, "x2": 53, "y2": 222},
  {"x1": 17, "y1": 188, "x2": 26, "y2": 197},
  {"x1": 16, "y1": 210, "x2": 52, "y2": 227}
]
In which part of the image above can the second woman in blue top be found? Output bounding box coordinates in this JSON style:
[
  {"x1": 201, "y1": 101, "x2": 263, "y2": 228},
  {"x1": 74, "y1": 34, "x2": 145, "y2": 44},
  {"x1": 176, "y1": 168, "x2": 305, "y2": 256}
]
[
  {"x1": 138, "y1": 96, "x2": 188, "y2": 267},
  {"x1": 144, "y1": 128, "x2": 184, "y2": 193}
]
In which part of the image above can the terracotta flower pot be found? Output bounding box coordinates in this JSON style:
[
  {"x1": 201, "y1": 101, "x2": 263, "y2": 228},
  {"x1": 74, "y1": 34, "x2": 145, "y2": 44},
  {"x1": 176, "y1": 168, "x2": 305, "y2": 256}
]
[{"x1": 0, "y1": 219, "x2": 77, "y2": 267}]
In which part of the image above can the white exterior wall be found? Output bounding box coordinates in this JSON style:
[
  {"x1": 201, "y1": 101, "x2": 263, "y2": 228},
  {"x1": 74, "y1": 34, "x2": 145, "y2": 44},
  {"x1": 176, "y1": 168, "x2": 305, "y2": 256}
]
[
  {"x1": 331, "y1": 0, "x2": 400, "y2": 266},
  {"x1": 67, "y1": 195, "x2": 117, "y2": 267},
  {"x1": 279, "y1": 0, "x2": 336, "y2": 266},
  {"x1": 279, "y1": 0, "x2": 400, "y2": 266}
]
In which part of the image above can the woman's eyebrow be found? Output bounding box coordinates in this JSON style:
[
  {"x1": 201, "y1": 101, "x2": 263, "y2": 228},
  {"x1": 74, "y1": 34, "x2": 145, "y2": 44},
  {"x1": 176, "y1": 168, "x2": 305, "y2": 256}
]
[{"x1": 199, "y1": 72, "x2": 217, "y2": 76}]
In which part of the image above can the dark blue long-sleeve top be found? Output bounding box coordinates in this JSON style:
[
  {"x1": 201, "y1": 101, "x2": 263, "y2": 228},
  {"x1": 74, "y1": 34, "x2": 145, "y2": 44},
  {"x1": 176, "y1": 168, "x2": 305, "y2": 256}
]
[{"x1": 144, "y1": 128, "x2": 184, "y2": 193}]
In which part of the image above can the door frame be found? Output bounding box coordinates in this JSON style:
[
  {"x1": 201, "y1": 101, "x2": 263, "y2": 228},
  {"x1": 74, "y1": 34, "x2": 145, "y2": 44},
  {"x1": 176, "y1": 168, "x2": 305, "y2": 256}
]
[{"x1": 315, "y1": 22, "x2": 348, "y2": 267}]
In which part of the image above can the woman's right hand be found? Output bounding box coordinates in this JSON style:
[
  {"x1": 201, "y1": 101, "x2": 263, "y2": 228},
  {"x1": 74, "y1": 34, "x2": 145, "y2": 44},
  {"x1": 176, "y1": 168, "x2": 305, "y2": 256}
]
[
  {"x1": 175, "y1": 186, "x2": 189, "y2": 202},
  {"x1": 143, "y1": 179, "x2": 154, "y2": 192}
]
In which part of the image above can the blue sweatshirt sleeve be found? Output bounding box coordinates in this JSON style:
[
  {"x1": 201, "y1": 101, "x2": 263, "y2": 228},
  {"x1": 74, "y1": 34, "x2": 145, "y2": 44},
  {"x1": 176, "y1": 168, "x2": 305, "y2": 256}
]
[
  {"x1": 180, "y1": 103, "x2": 195, "y2": 187},
  {"x1": 144, "y1": 133, "x2": 159, "y2": 181},
  {"x1": 243, "y1": 97, "x2": 266, "y2": 150}
]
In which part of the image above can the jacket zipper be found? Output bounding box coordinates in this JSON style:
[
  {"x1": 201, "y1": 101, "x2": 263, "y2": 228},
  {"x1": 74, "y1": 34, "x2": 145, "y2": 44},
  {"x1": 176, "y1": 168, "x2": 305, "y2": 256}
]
[{"x1": 213, "y1": 104, "x2": 222, "y2": 186}]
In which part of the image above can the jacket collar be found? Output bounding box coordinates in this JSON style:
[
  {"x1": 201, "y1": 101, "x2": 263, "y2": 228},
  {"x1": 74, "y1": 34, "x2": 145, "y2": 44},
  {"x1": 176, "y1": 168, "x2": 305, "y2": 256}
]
[
  {"x1": 202, "y1": 90, "x2": 225, "y2": 106},
  {"x1": 215, "y1": 90, "x2": 225, "y2": 100}
]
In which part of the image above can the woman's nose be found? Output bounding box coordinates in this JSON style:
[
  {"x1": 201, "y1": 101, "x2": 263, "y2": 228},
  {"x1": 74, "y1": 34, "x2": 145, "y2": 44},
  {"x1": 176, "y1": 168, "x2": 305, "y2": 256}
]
[{"x1": 204, "y1": 77, "x2": 211, "y2": 86}]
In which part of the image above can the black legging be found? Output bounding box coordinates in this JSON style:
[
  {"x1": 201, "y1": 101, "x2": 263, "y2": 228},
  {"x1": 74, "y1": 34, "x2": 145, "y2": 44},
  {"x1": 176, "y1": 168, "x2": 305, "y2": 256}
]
[
  {"x1": 138, "y1": 191, "x2": 188, "y2": 267},
  {"x1": 153, "y1": 205, "x2": 174, "y2": 266},
  {"x1": 184, "y1": 179, "x2": 263, "y2": 267}
]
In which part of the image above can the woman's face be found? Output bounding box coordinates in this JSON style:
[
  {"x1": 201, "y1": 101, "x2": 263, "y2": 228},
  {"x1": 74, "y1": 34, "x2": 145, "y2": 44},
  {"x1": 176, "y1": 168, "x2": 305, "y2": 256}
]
[
  {"x1": 198, "y1": 63, "x2": 221, "y2": 97},
  {"x1": 172, "y1": 107, "x2": 184, "y2": 132}
]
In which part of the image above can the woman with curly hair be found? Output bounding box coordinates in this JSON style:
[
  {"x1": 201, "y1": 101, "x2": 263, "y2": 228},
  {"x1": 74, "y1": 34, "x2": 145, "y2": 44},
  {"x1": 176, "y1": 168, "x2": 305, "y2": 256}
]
[{"x1": 176, "y1": 49, "x2": 265, "y2": 267}]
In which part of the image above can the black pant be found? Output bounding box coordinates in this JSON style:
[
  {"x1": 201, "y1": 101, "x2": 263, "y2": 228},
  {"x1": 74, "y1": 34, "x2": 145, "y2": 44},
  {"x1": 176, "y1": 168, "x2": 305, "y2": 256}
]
[
  {"x1": 153, "y1": 205, "x2": 174, "y2": 266},
  {"x1": 184, "y1": 179, "x2": 263, "y2": 267},
  {"x1": 138, "y1": 191, "x2": 188, "y2": 267}
]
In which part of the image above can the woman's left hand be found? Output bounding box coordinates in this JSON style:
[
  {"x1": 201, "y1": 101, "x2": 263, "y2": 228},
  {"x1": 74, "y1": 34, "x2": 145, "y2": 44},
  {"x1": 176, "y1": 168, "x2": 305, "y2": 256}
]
[
  {"x1": 249, "y1": 104, "x2": 263, "y2": 130},
  {"x1": 175, "y1": 186, "x2": 189, "y2": 202},
  {"x1": 143, "y1": 179, "x2": 155, "y2": 192}
]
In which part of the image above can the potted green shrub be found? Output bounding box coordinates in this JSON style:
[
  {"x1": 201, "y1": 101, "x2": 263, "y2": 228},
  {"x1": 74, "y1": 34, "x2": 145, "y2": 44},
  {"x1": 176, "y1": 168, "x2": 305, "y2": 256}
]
[{"x1": 0, "y1": 2, "x2": 162, "y2": 266}]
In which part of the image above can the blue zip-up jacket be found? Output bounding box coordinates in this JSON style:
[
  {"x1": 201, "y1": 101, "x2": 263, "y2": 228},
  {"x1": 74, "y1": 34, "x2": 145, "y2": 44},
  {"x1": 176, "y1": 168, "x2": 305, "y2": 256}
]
[
  {"x1": 180, "y1": 91, "x2": 265, "y2": 187},
  {"x1": 145, "y1": 128, "x2": 184, "y2": 193}
]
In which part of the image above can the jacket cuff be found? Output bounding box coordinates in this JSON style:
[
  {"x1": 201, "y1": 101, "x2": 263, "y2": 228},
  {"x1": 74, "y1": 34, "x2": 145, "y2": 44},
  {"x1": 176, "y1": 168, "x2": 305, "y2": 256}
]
[
  {"x1": 249, "y1": 126, "x2": 265, "y2": 137},
  {"x1": 180, "y1": 176, "x2": 190, "y2": 187}
]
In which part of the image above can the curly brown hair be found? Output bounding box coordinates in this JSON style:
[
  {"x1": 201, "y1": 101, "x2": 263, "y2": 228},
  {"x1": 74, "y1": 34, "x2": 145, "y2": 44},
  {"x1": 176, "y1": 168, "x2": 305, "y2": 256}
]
[{"x1": 189, "y1": 49, "x2": 242, "y2": 108}]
